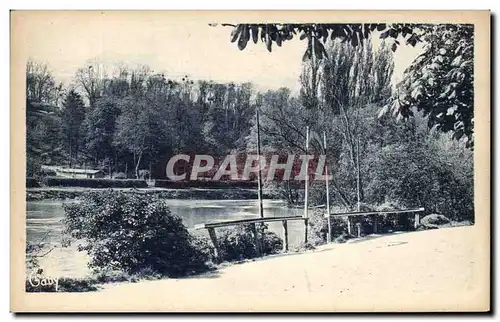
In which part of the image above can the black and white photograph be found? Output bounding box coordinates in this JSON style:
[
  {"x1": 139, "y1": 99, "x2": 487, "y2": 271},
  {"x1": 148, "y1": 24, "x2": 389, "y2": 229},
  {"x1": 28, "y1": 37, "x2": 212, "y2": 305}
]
[{"x1": 10, "y1": 10, "x2": 490, "y2": 312}]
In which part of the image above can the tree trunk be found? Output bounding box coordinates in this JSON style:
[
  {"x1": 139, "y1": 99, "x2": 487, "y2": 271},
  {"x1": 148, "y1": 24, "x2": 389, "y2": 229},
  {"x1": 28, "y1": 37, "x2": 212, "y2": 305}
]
[
  {"x1": 135, "y1": 151, "x2": 142, "y2": 179},
  {"x1": 330, "y1": 179, "x2": 351, "y2": 208},
  {"x1": 68, "y1": 140, "x2": 72, "y2": 168},
  {"x1": 149, "y1": 161, "x2": 152, "y2": 181},
  {"x1": 356, "y1": 135, "x2": 361, "y2": 211}
]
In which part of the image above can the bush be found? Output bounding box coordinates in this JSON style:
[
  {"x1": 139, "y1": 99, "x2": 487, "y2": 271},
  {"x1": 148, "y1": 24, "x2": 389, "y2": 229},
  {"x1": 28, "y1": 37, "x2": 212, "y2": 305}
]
[
  {"x1": 58, "y1": 278, "x2": 99, "y2": 292},
  {"x1": 217, "y1": 225, "x2": 257, "y2": 261},
  {"x1": 138, "y1": 169, "x2": 150, "y2": 180},
  {"x1": 190, "y1": 234, "x2": 217, "y2": 263},
  {"x1": 365, "y1": 141, "x2": 473, "y2": 223},
  {"x1": 62, "y1": 190, "x2": 211, "y2": 277},
  {"x1": 420, "y1": 214, "x2": 451, "y2": 229},
  {"x1": 307, "y1": 201, "x2": 422, "y2": 243},
  {"x1": 93, "y1": 268, "x2": 134, "y2": 283},
  {"x1": 333, "y1": 233, "x2": 351, "y2": 244},
  {"x1": 308, "y1": 208, "x2": 351, "y2": 245},
  {"x1": 368, "y1": 202, "x2": 398, "y2": 233},
  {"x1": 216, "y1": 224, "x2": 283, "y2": 262},
  {"x1": 45, "y1": 177, "x2": 148, "y2": 188},
  {"x1": 307, "y1": 209, "x2": 329, "y2": 245},
  {"x1": 260, "y1": 229, "x2": 284, "y2": 255},
  {"x1": 26, "y1": 177, "x2": 40, "y2": 188},
  {"x1": 113, "y1": 172, "x2": 127, "y2": 179},
  {"x1": 292, "y1": 242, "x2": 316, "y2": 252}
]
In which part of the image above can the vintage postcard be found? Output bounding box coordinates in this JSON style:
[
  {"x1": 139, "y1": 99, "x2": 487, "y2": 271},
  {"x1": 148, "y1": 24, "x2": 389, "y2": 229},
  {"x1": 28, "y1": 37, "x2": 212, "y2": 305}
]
[{"x1": 10, "y1": 10, "x2": 490, "y2": 312}]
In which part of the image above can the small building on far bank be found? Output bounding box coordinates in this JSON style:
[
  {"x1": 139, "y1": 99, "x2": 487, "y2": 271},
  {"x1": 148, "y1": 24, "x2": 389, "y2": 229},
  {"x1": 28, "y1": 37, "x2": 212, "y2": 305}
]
[{"x1": 42, "y1": 166, "x2": 105, "y2": 179}]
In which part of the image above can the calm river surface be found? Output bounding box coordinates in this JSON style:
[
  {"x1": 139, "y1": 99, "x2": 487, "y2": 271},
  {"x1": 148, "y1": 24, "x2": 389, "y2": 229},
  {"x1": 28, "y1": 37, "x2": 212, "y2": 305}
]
[{"x1": 26, "y1": 199, "x2": 304, "y2": 277}]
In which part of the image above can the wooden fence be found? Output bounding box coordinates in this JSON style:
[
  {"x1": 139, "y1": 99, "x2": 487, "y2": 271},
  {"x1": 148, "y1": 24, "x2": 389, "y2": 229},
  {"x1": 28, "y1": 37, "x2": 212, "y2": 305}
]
[
  {"x1": 195, "y1": 207, "x2": 425, "y2": 261},
  {"x1": 195, "y1": 215, "x2": 308, "y2": 261},
  {"x1": 325, "y1": 207, "x2": 426, "y2": 241}
]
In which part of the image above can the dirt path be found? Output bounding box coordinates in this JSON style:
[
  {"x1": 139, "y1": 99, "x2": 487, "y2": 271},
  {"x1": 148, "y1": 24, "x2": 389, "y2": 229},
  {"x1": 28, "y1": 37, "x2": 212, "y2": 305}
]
[{"x1": 26, "y1": 226, "x2": 489, "y2": 312}]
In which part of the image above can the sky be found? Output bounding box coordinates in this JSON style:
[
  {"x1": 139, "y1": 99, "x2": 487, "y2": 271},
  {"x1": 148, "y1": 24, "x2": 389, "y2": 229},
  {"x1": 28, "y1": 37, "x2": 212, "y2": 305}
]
[{"x1": 18, "y1": 12, "x2": 423, "y2": 94}]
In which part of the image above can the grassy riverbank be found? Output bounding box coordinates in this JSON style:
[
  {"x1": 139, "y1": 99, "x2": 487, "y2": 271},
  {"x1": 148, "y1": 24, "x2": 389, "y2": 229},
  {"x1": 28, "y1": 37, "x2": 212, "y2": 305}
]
[{"x1": 26, "y1": 187, "x2": 273, "y2": 201}]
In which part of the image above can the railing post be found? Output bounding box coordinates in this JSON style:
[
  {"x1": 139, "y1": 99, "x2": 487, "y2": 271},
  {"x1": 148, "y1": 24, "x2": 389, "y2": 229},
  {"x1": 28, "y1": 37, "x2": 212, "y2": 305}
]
[
  {"x1": 327, "y1": 214, "x2": 332, "y2": 243},
  {"x1": 304, "y1": 218, "x2": 309, "y2": 244},
  {"x1": 207, "y1": 227, "x2": 220, "y2": 262},
  {"x1": 347, "y1": 216, "x2": 352, "y2": 236},
  {"x1": 356, "y1": 222, "x2": 361, "y2": 238},
  {"x1": 414, "y1": 213, "x2": 420, "y2": 229},
  {"x1": 373, "y1": 215, "x2": 378, "y2": 234},
  {"x1": 250, "y1": 223, "x2": 262, "y2": 256},
  {"x1": 282, "y1": 220, "x2": 289, "y2": 252}
]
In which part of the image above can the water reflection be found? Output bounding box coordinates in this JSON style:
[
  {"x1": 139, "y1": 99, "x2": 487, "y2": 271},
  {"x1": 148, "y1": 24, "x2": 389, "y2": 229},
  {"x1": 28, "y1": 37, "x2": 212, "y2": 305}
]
[{"x1": 26, "y1": 198, "x2": 306, "y2": 277}]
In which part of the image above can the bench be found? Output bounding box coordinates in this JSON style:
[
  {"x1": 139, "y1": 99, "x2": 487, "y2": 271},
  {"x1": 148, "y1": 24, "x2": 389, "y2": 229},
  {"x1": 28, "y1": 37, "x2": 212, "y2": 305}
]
[
  {"x1": 195, "y1": 215, "x2": 308, "y2": 261},
  {"x1": 325, "y1": 207, "x2": 425, "y2": 240},
  {"x1": 195, "y1": 208, "x2": 426, "y2": 260}
]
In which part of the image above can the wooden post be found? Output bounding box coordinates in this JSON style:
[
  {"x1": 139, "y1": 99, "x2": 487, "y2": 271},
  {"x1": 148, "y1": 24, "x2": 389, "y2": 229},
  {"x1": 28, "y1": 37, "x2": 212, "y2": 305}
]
[
  {"x1": 327, "y1": 215, "x2": 332, "y2": 243},
  {"x1": 414, "y1": 213, "x2": 420, "y2": 229},
  {"x1": 256, "y1": 110, "x2": 264, "y2": 219},
  {"x1": 356, "y1": 223, "x2": 361, "y2": 238},
  {"x1": 303, "y1": 126, "x2": 310, "y2": 245},
  {"x1": 304, "y1": 126, "x2": 309, "y2": 220},
  {"x1": 356, "y1": 135, "x2": 361, "y2": 212},
  {"x1": 373, "y1": 215, "x2": 378, "y2": 234},
  {"x1": 347, "y1": 216, "x2": 352, "y2": 236},
  {"x1": 251, "y1": 223, "x2": 262, "y2": 256},
  {"x1": 282, "y1": 220, "x2": 289, "y2": 252},
  {"x1": 255, "y1": 111, "x2": 265, "y2": 255},
  {"x1": 304, "y1": 218, "x2": 309, "y2": 244},
  {"x1": 323, "y1": 131, "x2": 331, "y2": 243},
  {"x1": 207, "y1": 228, "x2": 220, "y2": 262}
]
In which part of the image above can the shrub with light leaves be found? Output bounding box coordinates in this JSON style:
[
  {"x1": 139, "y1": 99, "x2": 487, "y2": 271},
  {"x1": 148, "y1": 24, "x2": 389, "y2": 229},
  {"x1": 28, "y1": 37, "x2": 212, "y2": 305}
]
[
  {"x1": 381, "y1": 24, "x2": 474, "y2": 147},
  {"x1": 62, "y1": 190, "x2": 211, "y2": 277}
]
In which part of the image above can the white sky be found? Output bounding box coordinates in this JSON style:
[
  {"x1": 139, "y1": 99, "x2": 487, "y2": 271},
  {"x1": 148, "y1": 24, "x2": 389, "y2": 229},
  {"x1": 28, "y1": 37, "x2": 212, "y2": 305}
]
[{"x1": 20, "y1": 13, "x2": 423, "y2": 94}]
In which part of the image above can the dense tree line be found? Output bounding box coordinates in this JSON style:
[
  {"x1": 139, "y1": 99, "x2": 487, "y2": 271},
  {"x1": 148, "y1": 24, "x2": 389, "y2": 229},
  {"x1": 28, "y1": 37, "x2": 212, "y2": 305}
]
[
  {"x1": 26, "y1": 27, "x2": 473, "y2": 221},
  {"x1": 26, "y1": 62, "x2": 257, "y2": 179},
  {"x1": 226, "y1": 23, "x2": 474, "y2": 147},
  {"x1": 250, "y1": 38, "x2": 473, "y2": 221}
]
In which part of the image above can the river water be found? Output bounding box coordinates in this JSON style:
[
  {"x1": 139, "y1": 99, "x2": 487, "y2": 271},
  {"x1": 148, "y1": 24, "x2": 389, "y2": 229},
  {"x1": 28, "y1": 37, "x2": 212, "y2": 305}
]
[{"x1": 26, "y1": 199, "x2": 304, "y2": 277}]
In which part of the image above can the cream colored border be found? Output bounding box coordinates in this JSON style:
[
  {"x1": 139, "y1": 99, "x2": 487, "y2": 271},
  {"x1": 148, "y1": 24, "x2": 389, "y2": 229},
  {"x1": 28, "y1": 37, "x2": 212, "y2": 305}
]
[{"x1": 10, "y1": 10, "x2": 490, "y2": 312}]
